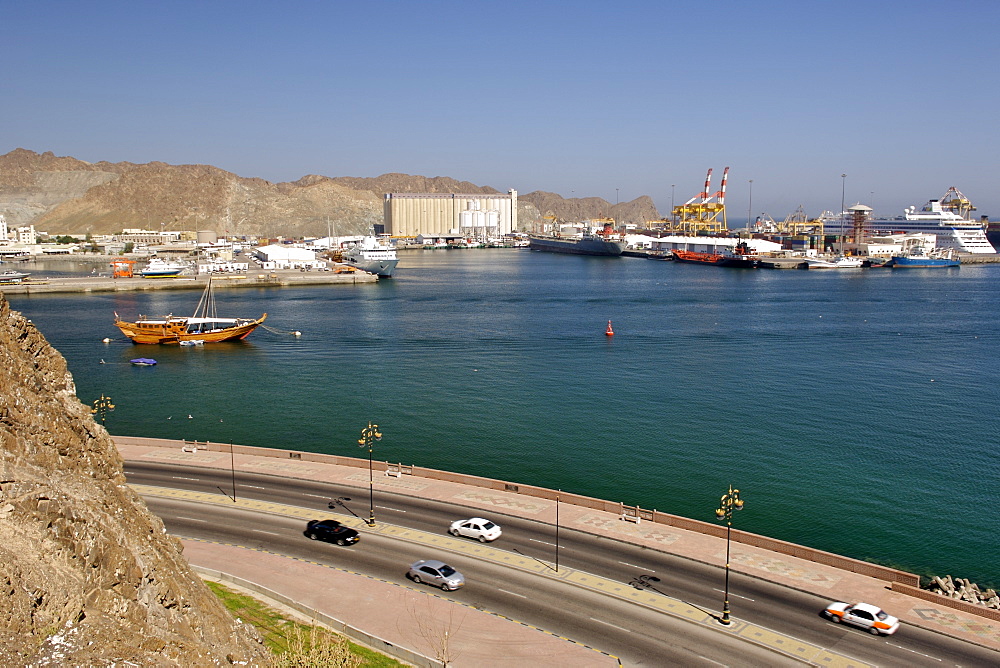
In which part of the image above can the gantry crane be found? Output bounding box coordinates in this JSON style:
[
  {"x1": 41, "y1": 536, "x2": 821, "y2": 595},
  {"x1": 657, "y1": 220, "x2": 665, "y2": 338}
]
[
  {"x1": 671, "y1": 167, "x2": 729, "y2": 234},
  {"x1": 939, "y1": 187, "x2": 976, "y2": 220}
]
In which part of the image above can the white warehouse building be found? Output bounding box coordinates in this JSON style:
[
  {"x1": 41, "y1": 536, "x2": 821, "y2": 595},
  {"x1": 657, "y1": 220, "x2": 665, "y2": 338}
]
[{"x1": 251, "y1": 244, "x2": 326, "y2": 270}]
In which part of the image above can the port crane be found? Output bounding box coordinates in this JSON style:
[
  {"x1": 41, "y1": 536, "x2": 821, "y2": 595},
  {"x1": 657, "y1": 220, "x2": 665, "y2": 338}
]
[
  {"x1": 939, "y1": 187, "x2": 975, "y2": 219},
  {"x1": 671, "y1": 167, "x2": 729, "y2": 235}
]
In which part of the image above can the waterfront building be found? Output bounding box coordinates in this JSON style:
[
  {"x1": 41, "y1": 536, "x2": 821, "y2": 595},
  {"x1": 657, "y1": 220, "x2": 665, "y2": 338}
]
[
  {"x1": 250, "y1": 244, "x2": 325, "y2": 270},
  {"x1": 383, "y1": 190, "x2": 517, "y2": 240}
]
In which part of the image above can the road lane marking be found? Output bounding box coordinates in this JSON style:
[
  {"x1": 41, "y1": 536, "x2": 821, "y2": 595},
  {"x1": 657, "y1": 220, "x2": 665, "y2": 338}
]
[
  {"x1": 618, "y1": 561, "x2": 646, "y2": 569},
  {"x1": 498, "y1": 588, "x2": 528, "y2": 599},
  {"x1": 713, "y1": 588, "x2": 754, "y2": 601},
  {"x1": 530, "y1": 538, "x2": 564, "y2": 548},
  {"x1": 590, "y1": 618, "x2": 631, "y2": 633},
  {"x1": 172, "y1": 476, "x2": 200, "y2": 481},
  {"x1": 885, "y1": 642, "x2": 942, "y2": 661},
  {"x1": 252, "y1": 529, "x2": 280, "y2": 536},
  {"x1": 177, "y1": 516, "x2": 207, "y2": 522}
]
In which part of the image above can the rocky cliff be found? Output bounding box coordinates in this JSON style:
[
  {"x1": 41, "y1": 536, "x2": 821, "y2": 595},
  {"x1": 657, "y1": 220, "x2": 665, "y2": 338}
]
[
  {"x1": 0, "y1": 149, "x2": 663, "y2": 237},
  {"x1": 0, "y1": 294, "x2": 270, "y2": 666}
]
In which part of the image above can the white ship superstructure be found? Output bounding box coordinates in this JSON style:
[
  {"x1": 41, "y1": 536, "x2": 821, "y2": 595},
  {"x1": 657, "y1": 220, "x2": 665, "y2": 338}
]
[
  {"x1": 342, "y1": 236, "x2": 399, "y2": 277},
  {"x1": 824, "y1": 189, "x2": 994, "y2": 254}
]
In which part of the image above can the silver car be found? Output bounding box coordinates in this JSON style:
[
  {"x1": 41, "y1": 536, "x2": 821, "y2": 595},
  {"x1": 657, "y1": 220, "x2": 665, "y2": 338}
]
[{"x1": 407, "y1": 559, "x2": 465, "y2": 591}]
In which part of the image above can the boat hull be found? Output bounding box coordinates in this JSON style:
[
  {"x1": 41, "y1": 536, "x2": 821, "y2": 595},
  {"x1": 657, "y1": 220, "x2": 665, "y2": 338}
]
[
  {"x1": 115, "y1": 314, "x2": 268, "y2": 344},
  {"x1": 884, "y1": 256, "x2": 959, "y2": 268},
  {"x1": 0, "y1": 271, "x2": 30, "y2": 284},
  {"x1": 344, "y1": 257, "x2": 398, "y2": 277},
  {"x1": 528, "y1": 236, "x2": 624, "y2": 256}
]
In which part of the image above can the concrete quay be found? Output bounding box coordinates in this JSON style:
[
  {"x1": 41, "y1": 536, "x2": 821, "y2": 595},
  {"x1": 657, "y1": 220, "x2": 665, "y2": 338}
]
[
  {"x1": 0, "y1": 268, "x2": 376, "y2": 294},
  {"x1": 115, "y1": 437, "x2": 1000, "y2": 666}
]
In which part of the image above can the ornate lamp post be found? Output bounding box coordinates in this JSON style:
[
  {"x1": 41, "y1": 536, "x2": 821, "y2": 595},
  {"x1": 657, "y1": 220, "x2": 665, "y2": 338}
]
[
  {"x1": 358, "y1": 422, "x2": 382, "y2": 527},
  {"x1": 715, "y1": 484, "x2": 744, "y2": 625},
  {"x1": 91, "y1": 394, "x2": 115, "y2": 427}
]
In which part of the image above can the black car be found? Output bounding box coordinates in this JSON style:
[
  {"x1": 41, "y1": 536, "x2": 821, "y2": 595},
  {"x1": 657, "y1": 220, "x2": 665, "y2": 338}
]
[{"x1": 304, "y1": 519, "x2": 360, "y2": 546}]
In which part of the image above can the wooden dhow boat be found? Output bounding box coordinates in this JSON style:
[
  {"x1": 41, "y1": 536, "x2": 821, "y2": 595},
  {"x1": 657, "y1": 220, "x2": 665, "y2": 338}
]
[{"x1": 114, "y1": 277, "x2": 267, "y2": 344}]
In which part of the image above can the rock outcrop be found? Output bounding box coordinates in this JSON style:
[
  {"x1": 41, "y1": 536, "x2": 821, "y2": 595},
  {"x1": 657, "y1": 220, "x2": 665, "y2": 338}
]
[{"x1": 0, "y1": 295, "x2": 270, "y2": 666}]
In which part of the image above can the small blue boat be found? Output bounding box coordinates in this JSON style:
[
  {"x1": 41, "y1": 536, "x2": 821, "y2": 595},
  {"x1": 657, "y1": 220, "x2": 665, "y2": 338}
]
[
  {"x1": 130, "y1": 358, "x2": 157, "y2": 366},
  {"x1": 885, "y1": 246, "x2": 960, "y2": 268}
]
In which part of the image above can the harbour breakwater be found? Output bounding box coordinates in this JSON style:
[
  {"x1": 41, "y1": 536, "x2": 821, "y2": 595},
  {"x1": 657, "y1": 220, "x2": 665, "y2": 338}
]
[{"x1": 0, "y1": 267, "x2": 376, "y2": 294}]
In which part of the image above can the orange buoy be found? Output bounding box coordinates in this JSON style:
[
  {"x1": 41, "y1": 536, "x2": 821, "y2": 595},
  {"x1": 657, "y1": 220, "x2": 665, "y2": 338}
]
[{"x1": 605, "y1": 320, "x2": 614, "y2": 336}]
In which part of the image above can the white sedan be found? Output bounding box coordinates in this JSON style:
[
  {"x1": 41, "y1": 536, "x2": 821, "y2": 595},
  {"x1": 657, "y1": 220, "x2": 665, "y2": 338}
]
[
  {"x1": 449, "y1": 517, "x2": 502, "y2": 542},
  {"x1": 824, "y1": 601, "x2": 900, "y2": 635}
]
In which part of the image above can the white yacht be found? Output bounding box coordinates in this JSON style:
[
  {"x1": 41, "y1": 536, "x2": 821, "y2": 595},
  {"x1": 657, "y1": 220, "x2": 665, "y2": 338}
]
[
  {"x1": 342, "y1": 236, "x2": 399, "y2": 277},
  {"x1": 137, "y1": 257, "x2": 189, "y2": 278}
]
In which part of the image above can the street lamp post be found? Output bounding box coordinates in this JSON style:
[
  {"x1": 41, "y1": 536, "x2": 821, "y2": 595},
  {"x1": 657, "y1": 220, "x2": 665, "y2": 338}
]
[
  {"x1": 748, "y1": 180, "x2": 753, "y2": 230},
  {"x1": 714, "y1": 484, "x2": 744, "y2": 625},
  {"x1": 671, "y1": 184, "x2": 676, "y2": 225},
  {"x1": 358, "y1": 422, "x2": 382, "y2": 527},
  {"x1": 840, "y1": 173, "x2": 847, "y2": 253},
  {"x1": 91, "y1": 394, "x2": 115, "y2": 426}
]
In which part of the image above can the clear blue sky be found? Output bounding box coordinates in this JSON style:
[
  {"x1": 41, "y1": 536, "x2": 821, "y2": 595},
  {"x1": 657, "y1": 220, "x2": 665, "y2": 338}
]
[{"x1": 6, "y1": 1, "x2": 1000, "y2": 221}]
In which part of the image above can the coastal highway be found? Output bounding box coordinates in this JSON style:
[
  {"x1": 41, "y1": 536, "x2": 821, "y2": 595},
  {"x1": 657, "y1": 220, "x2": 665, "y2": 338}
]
[{"x1": 126, "y1": 461, "x2": 1000, "y2": 667}]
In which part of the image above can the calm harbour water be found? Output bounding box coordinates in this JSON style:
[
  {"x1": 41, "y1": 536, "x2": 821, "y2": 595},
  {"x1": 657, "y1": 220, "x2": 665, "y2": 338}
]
[{"x1": 7, "y1": 251, "x2": 999, "y2": 586}]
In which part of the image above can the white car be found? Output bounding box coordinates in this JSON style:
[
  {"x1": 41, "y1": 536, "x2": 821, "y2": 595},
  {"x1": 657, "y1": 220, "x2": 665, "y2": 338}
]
[
  {"x1": 449, "y1": 517, "x2": 502, "y2": 542},
  {"x1": 824, "y1": 601, "x2": 900, "y2": 635}
]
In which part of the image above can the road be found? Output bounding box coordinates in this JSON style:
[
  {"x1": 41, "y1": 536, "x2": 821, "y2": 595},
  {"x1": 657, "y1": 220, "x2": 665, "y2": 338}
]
[{"x1": 127, "y1": 461, "x2": 1000, "y2": 667}]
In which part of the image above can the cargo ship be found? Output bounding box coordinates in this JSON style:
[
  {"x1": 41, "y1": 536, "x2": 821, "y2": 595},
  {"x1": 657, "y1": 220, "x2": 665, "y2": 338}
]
[{"x1": 528, "y1": 221, "x2": 624, "y2": 257}]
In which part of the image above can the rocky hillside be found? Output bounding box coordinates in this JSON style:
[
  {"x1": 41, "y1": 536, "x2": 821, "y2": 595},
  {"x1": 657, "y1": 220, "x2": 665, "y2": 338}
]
[
  {"x1": 0, "y1": 294, "x2": 269, "y2": 666},
  {"x1": 0, "y1": 149, "x2": 664, "y2": 237}
]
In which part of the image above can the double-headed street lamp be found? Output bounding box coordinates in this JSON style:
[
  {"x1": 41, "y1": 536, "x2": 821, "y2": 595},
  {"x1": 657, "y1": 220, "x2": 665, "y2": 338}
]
[
  {"x1": 91, "y1": 394, "x2": 115, "y2": 426},
  {"x1": 358, "y1": 421, "x2": 382, "y2": 527},
  {"x1": 715, "y1": 484, "x2": 745, "y2": 625}
]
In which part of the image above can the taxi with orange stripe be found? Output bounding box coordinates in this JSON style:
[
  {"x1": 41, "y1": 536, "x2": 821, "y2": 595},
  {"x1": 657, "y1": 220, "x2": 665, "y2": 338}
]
[{"x1": 823, "y1": 601, "x2": 900, "y2": 635}]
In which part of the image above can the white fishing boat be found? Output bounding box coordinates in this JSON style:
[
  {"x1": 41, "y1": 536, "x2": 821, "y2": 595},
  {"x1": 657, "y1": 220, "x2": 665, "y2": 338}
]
[{"x1": 342, "y1": 236, "x2": 399, "y2": 277}]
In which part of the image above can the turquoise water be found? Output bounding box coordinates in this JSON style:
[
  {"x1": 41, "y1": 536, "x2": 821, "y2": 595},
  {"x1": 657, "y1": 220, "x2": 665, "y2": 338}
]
[{"x1": 7, "y1": 251, "x2": 1000, "y2": 586}]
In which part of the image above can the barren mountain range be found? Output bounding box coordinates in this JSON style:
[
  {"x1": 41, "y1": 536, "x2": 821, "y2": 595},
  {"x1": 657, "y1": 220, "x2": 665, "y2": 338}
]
[{"x1": 0, "y1": 149, "x2": 663, "y2": 238}]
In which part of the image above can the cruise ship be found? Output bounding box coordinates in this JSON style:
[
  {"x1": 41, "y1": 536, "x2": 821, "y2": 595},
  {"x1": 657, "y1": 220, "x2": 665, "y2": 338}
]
[{"x1": 822, "y1": 190, "x2": 994, "y2": 254}]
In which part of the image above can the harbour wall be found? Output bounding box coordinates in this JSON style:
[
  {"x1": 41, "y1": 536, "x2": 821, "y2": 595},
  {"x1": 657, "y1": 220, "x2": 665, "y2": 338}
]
[{"x1": 0, "y1": 270, "x2": 376, "y2": 295}]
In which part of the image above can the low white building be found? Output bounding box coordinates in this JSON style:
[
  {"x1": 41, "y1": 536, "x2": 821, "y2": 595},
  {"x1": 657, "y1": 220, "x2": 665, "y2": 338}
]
[
  {"x1": 198, "y1": 260, "x2": 250, "y2": 273},
  {"x1": 250, "y1": 244, "x2": 326, "y2": 269},
  {"x1": 861, "y1": 233, "x2": 937, "y2": 258},
  {"x1": 631, "y1": 235, "x2": 783, "y2": 255}
]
